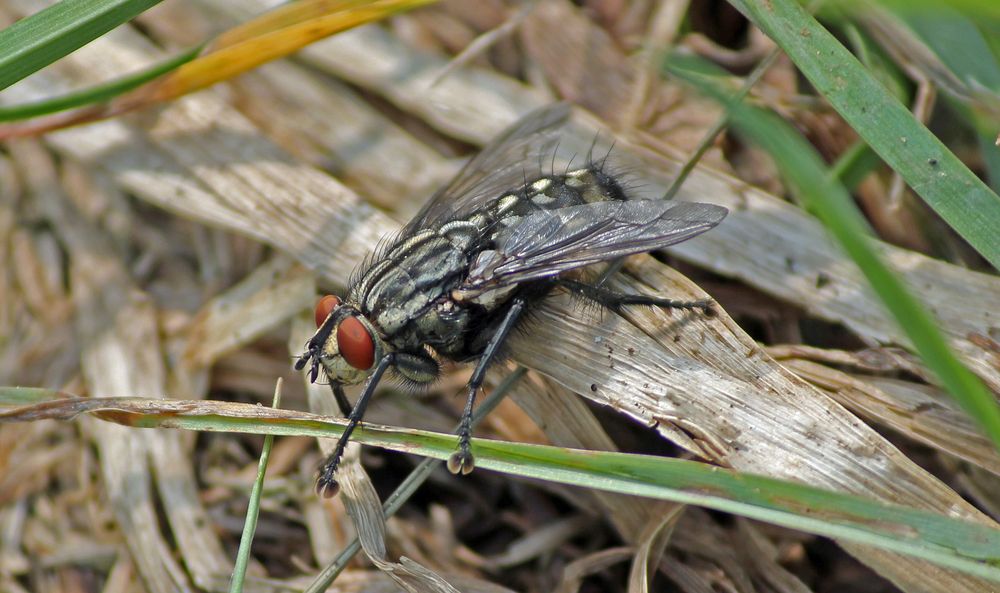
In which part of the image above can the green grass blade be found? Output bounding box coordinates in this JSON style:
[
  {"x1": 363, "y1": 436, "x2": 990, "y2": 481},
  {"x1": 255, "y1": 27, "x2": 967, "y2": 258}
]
[
  {"x1": 0, "y1": 386, "x2": 69, "y2": 406},
  {"x1": 0, "y1": 0, "x2": 162, "y2": 92},
  {"x1": 0, "y1": 44, "x2": 200, "y2": 120},
  {"x1": 2, "y1": 393, "x2": 998, "y2": 581},
  {"x1": 830, "y1": 141, "x2": 882, "y2": 191},
  {"x1": 863, "y1": 0, "x2": 1000, "y2": 21},
  {"x1": 228, "y1": 381, "x2": 282, "y2": 593},
  {"x1": 665, "y1": 53, "x2": 1000, "y2": 454},
  {"x1": 728, "y1": 0, "x2": 1000, "y2": 269},
  {"x1": 895, "y1": 6, "x2": 1000, "y2": 193},
  {"x1": 903, "y1": 7, "x2": 1000, "y2": 89}
]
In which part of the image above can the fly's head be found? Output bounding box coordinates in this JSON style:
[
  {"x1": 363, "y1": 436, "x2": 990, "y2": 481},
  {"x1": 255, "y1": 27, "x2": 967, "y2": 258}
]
[{"x1": 295, "y1": 295, "x2": 384, "y2": 386}]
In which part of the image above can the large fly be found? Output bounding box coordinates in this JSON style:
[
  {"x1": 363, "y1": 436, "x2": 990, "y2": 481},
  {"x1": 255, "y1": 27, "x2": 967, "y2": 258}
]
[{"x1": 295, "y1": 103, "x2": 728, "y2": 497}]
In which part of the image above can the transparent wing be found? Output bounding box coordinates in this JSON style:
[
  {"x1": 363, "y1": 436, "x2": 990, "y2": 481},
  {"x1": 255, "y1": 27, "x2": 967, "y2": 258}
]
[
  {"x1": 463, "y1": 201, "x2": 727, "y2": 290},
  {"x1": 403, "y1": 103, "x2": 571, "y2": 234}
]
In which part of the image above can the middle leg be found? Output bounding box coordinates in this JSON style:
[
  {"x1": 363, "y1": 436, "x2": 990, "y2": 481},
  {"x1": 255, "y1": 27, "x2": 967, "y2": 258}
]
[{"x1": 447, "y1": 297, "x2": 527, "y2": 475}]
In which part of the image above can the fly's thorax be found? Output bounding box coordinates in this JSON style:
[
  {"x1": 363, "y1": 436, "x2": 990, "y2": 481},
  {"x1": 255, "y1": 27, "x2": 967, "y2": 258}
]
[
  {"x1": 351, "y1": 228, "x2": 476, "y2": 337},
  {"x1": 450, "y1": 249, "x2": 518, "y2": 307},
  {"x1": 403, "y1": 296, "x2": 472, "y2": 356}
]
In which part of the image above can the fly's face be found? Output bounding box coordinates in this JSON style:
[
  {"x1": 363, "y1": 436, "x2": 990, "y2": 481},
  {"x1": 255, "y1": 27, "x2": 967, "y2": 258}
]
[{"x1": 295, "y1": 295, "x2": 385, "y2": 386}]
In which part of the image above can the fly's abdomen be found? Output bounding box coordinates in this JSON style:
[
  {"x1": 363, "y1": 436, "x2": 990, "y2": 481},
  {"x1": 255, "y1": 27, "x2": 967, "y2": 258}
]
[
  {"x1": 548, "y1": 165, "x2": 628, "y2": 205},
  {"x1": 486, "y1": 163, "x2": 629, "y2": 237}
]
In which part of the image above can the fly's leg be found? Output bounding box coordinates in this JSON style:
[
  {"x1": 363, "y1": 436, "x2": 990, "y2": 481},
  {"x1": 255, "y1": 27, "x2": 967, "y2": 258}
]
[
  {"x1": 447, "y1": 298, "x2": 527, "y2": 476},
  {"x1": 316, "y1": 353, "x2": 396, "y2": 498},
  {"x1": 558, "y1": 279, "x2": 715, "y2": 315},
  {"x1": 332, "y1": 384, "x2": 352, "y2": 416}
]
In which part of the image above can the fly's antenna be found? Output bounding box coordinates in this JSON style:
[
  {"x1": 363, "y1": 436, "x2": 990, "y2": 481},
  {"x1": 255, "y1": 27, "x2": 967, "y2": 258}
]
[{"x1": 291, "y1": 350, "x2": 329, "y2": 385}]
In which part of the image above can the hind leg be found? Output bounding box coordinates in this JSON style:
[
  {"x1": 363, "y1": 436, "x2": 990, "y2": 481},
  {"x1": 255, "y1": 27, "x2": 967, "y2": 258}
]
[{"x1": 557, "y1": 279, "x2": 715, "y2": 315}]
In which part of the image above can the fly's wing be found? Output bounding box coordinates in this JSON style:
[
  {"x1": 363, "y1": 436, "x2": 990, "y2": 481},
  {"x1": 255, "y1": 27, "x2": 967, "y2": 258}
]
[
  {"x1": 402, "y1": 103, "x2": 571, "y2": 234},
  {"x1": 464, "y1": 201, "x2": 727, "y2": 290}
]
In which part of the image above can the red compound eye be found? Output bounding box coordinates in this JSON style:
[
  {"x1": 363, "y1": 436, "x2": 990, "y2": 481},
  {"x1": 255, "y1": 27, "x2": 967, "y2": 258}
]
[
  {"x1": 314, "y1": 295, "x2": 340, "y2": 328},
  {"x1": 337, "y1": 316, "x2": 375, "y2": 370}
]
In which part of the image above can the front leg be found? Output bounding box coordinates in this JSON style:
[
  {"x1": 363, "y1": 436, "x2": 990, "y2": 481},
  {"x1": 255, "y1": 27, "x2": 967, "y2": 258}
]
[
  {"x1": 316, "y1": 353, "x2": 396, "y2": 498},
  {"x1": 316, "y1": 351, "x2": 437, "y2": 498},
  {"x1": 332, "y1": 384, "x2": 352, "y2": 416}
]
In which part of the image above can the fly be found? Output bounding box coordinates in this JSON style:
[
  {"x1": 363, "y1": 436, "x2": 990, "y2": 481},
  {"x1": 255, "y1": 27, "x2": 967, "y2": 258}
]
[{"x1": 295, "y1": 103, "x2": 728, "y2": 497}]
